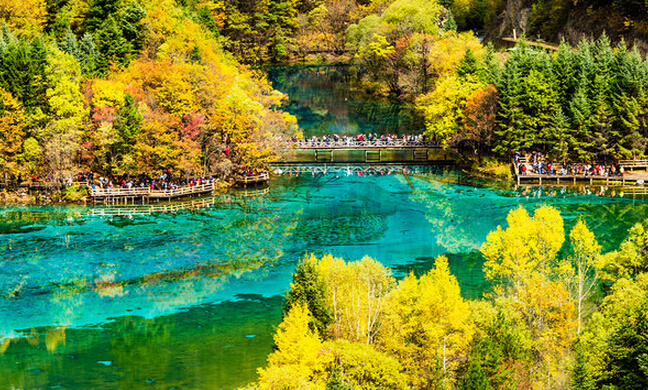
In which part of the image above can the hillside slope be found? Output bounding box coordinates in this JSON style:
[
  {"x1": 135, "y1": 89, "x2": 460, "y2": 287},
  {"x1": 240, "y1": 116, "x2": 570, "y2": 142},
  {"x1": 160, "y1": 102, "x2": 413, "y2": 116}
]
[
  {"x1": 0, "y1": 0, "x2": 297, "y2": 182},
  {"x1": 486, "y1": 0, "x2": 648, "y2": 53}
]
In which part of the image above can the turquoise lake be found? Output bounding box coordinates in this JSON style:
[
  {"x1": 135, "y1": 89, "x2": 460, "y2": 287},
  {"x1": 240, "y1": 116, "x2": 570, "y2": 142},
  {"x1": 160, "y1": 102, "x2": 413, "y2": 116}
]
[{"x1": 2, "y1": 65, "x2": 648, "y2": 389}]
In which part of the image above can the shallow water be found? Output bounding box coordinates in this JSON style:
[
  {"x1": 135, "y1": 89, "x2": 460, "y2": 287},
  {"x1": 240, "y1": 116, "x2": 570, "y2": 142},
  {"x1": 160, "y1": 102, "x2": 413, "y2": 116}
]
[{"x1": 1, "y1": 169, "x2": 647, "y2": 389}]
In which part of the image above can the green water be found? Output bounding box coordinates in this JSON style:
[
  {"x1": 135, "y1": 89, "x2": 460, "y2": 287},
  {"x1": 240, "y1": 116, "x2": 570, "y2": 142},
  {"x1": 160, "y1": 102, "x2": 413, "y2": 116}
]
[
  {"x1": 2, "y1": 170, "x2": 648, "y2": 389},
  {"x1": 3, "y1": 65, "x2": 648, "y2": 389},
  {"x1": 266, "y1": 64, "x2": 425, "y2": 136}
]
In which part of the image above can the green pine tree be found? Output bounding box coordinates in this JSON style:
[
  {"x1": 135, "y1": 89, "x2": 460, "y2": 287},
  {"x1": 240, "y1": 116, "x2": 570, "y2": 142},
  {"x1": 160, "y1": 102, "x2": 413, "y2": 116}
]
[
  {"x1": 95, "y1": 15, "x2": 132, "y2": 73},
  {"x1": 79, "y1": 33, "x2": 98, "y2": 75},
  {"x1": 60, "y1": 29, "x2": 80, "y2": 61},
  {"x1": 457, "y1": 48, "x2": 479, "y2": 79},
  {"x1": 284, "y1": 257, "x2": 333, "y2": 338},
  {"x1": 444, "y1": 10, "x2": 457, "y2": 32},
  {"x1": 116, "y1": 93, "x2": 142, "y2": 145},
  {"x1": 120, "y1": 1, "x2": 147, "y2": 52},
  {"x1": 85, "y1": 0, "x2": 121, "y2": 32}
]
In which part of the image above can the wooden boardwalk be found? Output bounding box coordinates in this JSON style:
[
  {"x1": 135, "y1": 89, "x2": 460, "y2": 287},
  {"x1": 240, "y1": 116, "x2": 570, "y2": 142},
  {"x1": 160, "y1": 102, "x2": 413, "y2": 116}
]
[
  {"x1": 89, "y1": 182, "x2": 215, "y2": 204},
  {"x1": 234, "y1": 172, "x2": 270, "y2": 187},
  {"x1": 513, "y1": 161, "x2": 648, "y2": 185}
]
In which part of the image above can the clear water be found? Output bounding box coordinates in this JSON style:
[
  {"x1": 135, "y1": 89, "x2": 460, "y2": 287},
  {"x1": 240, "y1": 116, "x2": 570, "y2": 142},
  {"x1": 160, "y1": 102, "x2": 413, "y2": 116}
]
[
  {"x1": 1, "y1": 169, "x2": 647, "y2": 389},
  {"x1": 266, "y1": 64, "x2": 426, "y2": 136}
]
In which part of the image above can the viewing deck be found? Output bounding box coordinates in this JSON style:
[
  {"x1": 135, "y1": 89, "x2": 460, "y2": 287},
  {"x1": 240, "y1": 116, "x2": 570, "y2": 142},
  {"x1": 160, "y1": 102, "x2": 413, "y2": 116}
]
[
  {"x1": 234, "y1": 172, "x2": 270, "y2": 187},
  {"x1": 513, "y1": 160, "x2": 648, "y2": 186},
  {"x1": 90, "y1": 182, "x2": 215, "y2": 204}
]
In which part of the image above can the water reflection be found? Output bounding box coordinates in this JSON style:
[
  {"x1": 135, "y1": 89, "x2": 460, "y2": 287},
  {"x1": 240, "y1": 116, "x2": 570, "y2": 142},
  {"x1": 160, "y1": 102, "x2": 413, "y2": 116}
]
[
  {"x1": 0, "y1": 192, "x2": 300, "y2": 339},
  {"x1": 514, "y1": 184, "x2": 648, "y2": 202},
  {"x1": 266, "y1": 65, "x2": 425, "y2": 136},
  {"x1": 0, "y1": 296, "x2": 283, "y2": 390}
]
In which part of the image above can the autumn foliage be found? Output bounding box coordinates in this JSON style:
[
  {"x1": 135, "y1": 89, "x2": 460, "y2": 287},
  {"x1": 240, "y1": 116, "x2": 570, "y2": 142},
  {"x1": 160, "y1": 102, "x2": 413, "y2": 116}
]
[{"x1": 0, "y1": 0, "x2": 297, "y2": 182}]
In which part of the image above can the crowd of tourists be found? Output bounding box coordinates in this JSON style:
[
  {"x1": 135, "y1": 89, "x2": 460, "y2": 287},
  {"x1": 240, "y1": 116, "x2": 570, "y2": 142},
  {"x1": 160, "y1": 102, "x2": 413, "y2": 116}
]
[
  {"x1": 286, "y1": 133, "x2": 434, "y2": 146},
  {"x1": 515, "y1": 152, "x2": 625, "y2": 177},
  {"x1": 90, "y1": 170, "x2": 214, "y2": 191},
  {"x1": 237, "y1": 166, "x2": 268, "y2": 177}
]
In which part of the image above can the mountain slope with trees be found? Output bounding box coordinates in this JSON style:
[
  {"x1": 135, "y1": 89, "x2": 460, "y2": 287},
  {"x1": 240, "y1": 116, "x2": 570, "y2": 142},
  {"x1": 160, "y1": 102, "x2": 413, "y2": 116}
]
[{"x1": 0, "y1": 0, "x2": 298, "y2": 183}]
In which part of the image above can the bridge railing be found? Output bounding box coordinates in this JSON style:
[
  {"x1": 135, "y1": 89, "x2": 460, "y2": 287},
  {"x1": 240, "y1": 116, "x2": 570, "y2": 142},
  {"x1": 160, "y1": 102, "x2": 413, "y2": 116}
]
[
  {"x1": 283, "y1": 140, "x2": 438, "y2": 149},
  {"x1": 234, "y1": 172, "x2": 270, "y2": 184},
  {"x1": 150, "y1": 182, "x2": 214, "y2": 198},
  {"x1": 90, "y1": 187, "x2": 151, "y2": 197},
  {"x1": 619, "y1": 159, "x2": 648, "y2": 168},
  {"x1": 90, "y1": 182, "x2": 214, "y2": 198}
]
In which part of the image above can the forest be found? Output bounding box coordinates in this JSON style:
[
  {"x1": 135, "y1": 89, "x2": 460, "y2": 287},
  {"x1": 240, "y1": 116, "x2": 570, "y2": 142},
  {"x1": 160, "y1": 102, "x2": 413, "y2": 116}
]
[
  {"x1": 337, "y1": 1, "x2": 648, "y2": 161},
  {"x1": 3, "y1": 0, "x2": 648, "y2": 183},
  {"x1": 415, "y1": 36, "x2": 648, "y2": 161},
  {"x1": 0, "y1": 0, "x2": 298, "y2": 182},
  {"x1": 243, "y1": 206, "x2": 648, "y2": 390}
]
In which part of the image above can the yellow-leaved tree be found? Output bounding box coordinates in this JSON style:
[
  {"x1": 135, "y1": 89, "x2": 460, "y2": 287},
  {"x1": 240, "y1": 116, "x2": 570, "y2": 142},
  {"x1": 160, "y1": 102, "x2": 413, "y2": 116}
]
[
  {"x1": 317, "y1": 255, "x2": 395, "y2": 345},
  {"x1": 481, "y1": 205, "x2": 564, "y2": 291},
  {"x1": 257, "y1": 303, "x2": 329, "y2": 390},
  {"x1": 559, "y1": 219, "x2": 604, "y2": 334},
  {"x1": 380, "y1": 255, "x2": 474, "y2": 389},
  {"x1": 481, "y1": 206, "x2": 576, "y2": 389}
]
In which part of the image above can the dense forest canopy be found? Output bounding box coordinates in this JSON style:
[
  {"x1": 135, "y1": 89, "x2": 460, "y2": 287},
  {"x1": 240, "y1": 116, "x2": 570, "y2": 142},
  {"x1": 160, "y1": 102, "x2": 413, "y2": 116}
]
[
  {"x1": 414, "y1": 36, "x2": 648, "y2": 161},
  {"x1": 0, "y1": 0, "x2": 298, "y2": 181},
  {"x1": 3, "y1": 0, "x2": 648, "y2": 179}
]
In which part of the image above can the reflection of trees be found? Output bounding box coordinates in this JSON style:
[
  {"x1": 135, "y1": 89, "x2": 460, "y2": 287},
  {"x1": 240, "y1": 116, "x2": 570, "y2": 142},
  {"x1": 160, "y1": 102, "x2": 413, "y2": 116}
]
[
  {"x1": 559, "y1": 201, "x2": 648, "y2": 253},
  {"x1": 408, "y1": 171, "x2": 485, "y2": 254},
  {"x1": 94, "y1": 195, "x2": 301, "y2": 318},
  {"x1": 0, "y1": 296, "x2": 284, "y2": 390},
  {"x1": 0, "y1": 193, "x2": 301, "y2": 355},
  {"x1": 266, "y1": 65, "x2": 424, "y2": 136}
]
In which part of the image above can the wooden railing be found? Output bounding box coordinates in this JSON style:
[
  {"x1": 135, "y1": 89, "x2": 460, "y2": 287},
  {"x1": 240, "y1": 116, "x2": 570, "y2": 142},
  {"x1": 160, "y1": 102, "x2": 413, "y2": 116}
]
[
  {"x1": 619, "y1": 159, "x2": 648, "y2": 168},
  {"x1": 90, "y1": 187, "x2": 151, "y2": 197},
  {"x1": 90, "y1": 182, "x2": 214, "y2": 198},
  {"x1": 150, "y1": 182, "x2": 214, "y2": 198},
  {"x1": 234, "y1": 173, "x2": 269, "y2": 185},
  {"x1": 285, "y1": 140, "x2": 438, "y2": 149}
]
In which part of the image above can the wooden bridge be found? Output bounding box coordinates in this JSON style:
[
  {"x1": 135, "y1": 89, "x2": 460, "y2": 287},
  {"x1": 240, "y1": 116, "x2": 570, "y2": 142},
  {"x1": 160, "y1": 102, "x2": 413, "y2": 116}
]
[
  {"x1": 89, "y1": 182, "x2": 216, "y2": 204},
  {"x1": 271, "y1": 163, "x2": 444, "y2": 176},
  {"x1": 280, "y1": 140, "x2": 458, "y2": 164}
]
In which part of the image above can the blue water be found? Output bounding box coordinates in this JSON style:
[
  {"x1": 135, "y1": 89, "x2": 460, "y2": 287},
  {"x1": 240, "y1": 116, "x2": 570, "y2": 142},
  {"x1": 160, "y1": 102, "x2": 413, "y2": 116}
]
[{"x1": 1, "y1": 169, "x2": 647, "y2": 389}]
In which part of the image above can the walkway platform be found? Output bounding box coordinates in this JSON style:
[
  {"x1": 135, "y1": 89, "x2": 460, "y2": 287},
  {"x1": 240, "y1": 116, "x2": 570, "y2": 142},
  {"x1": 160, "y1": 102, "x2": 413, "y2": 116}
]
[
  {"x1": 90, "y1": 182, "x2": 215, "y2": 204},
  {"x1": 234, "y1": 173, "x2": 270, "y2": 187},
  {"x1": 620, "y1": 159, "x2": 648, "y2": 170},
  {"x1": 513, "y1": 161, "x2": 648, "y2": 185}
]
